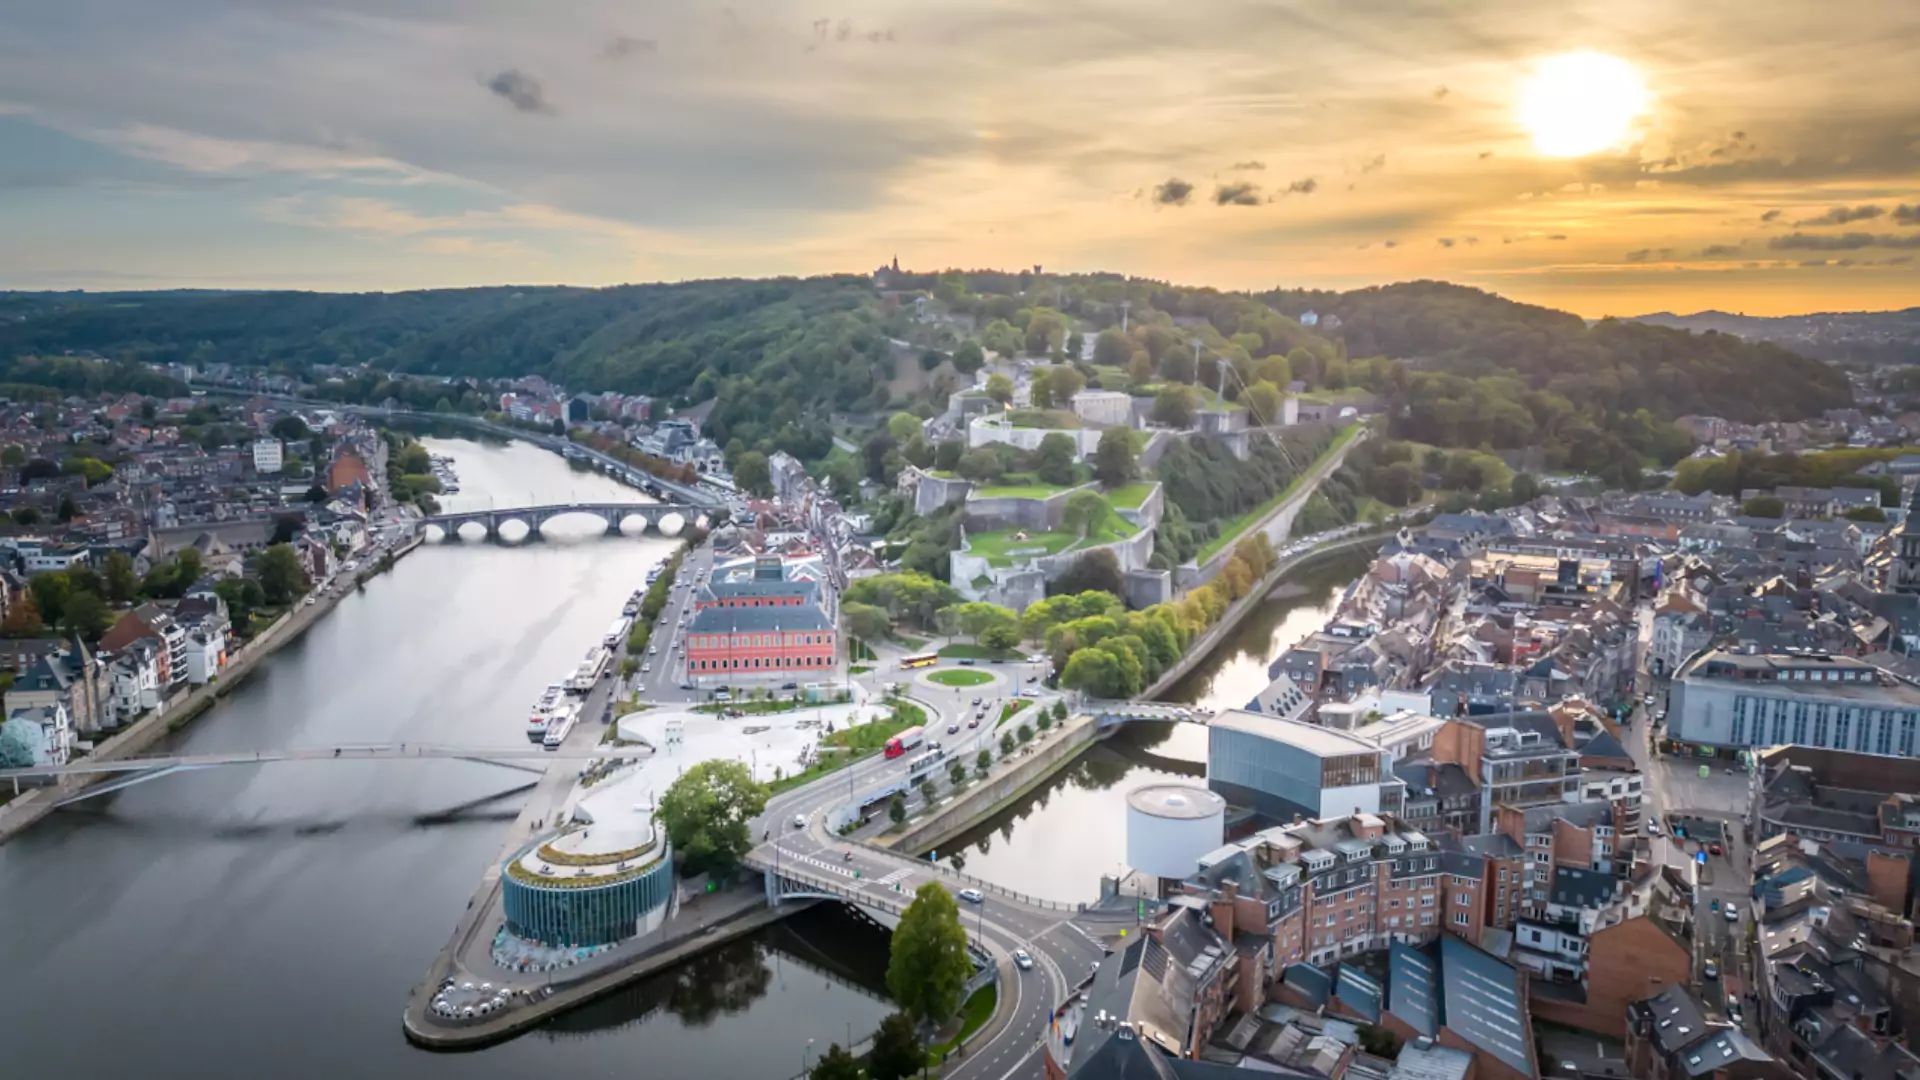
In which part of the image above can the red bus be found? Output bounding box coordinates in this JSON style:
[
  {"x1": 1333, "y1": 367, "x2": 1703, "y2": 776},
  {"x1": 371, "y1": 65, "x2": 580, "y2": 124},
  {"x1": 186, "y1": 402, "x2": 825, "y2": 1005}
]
[{"x1": 884, "y1": 725, "x2": 926, "y2": 759}]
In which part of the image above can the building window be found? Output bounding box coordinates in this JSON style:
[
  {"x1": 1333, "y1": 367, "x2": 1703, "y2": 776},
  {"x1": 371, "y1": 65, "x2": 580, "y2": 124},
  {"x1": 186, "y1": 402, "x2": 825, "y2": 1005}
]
[
  {"x1": 1773, "y1": 700, "x2": 1789, "y2": 745},
  {"x1": 1903, "y1": 713, "x2": 1917, "y2": 757},
  {"x1": 1453, "y1": 911, "x2": 1469, "y2": 926},
  {"x1": 1836, "y1": 709, "x2": 1853, "y2": 751},
  {"x1": 1792, "y1": 702, "x2": 1809, "y2": 745},
  {"x1": 1813, "y1": 705, "x2": 1829, "y2": 748},
  {"x1": 1880, "y1": 712, "x2": 1896, "y2": 756}
]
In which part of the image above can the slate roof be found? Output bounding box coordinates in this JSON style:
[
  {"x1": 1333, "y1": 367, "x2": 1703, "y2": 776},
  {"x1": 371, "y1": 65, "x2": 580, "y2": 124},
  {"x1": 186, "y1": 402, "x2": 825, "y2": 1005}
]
[
  {"x1": 1334, "y1": 964, "x2": 1382, "y2": 1023},
  {"x1": 1386, "y1": 941, "x2": 1440, "y2": 1037},
  {"x1": 1550, "y1": 866, "x2": 1620, "y2": 909},
  {"x1": 1580, "y1": 728, "x2": 1630, "y2": 761},
  {"x1": 698, "y1": 577, "x2": 820, "y2": 605},
  {"x1": 687, "y1": 605, "x2": 831, "y2": 633},
  {"x1": 1459, "y1": 833, "x2": 1523, "y2": 859},
  {"x1": 1631, "y1": 984, "x2": 1712, "y2": 1056},
  {"x1": 1437, "y1": 934, "x2": 1535, "y2": 1077}
]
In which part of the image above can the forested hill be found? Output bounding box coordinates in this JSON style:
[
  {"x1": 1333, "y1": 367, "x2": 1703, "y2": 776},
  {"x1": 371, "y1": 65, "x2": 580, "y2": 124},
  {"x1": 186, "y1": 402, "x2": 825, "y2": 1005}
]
[
  {"x1": 1258, "y1": 280, "x2": 1852, "y2": 426},
  {"x1": 2, "y1": 274, "x2": 1849, "y2": 488},
  {"x1": 1632, "y1": 307, "x2": 1920, "y2": 366}
]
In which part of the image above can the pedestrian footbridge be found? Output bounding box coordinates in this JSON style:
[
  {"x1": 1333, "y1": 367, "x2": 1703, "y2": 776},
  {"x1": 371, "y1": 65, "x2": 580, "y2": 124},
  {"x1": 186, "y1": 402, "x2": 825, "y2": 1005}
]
[{"x1": 1083, "y1": 701, "x2": 1215, "y2": 730}]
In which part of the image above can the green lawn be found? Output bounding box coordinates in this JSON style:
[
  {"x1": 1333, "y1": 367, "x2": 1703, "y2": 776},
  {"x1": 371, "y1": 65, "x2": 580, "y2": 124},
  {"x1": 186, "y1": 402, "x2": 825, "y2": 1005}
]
[
  {"x1": 971, "y1": 475, "x2": 1076, "y2": 499},
  {"x1": 1006, "y1": 408, "x2": 1084, "y2": 429},
  {"x1": 928, "y1": 668, "x2": 994, "y2": 687},
  {"x1": 997, "y1": 699, "x2": 1031, "y2": 726},
  {"x1": 1106, "y1": 482, "x2": 1156, "y2": 509},
  {"x1": 768, "y1": 704, "x2": 924, "y2": 794},
  {"x1": 927, "y1": 985, "x2": 998, "y2": 1064},
  {"x1": 1190, "y1": 386, "x2": 1247, "y2": 412},
  {"x1": 965, "y1": 514, "x2": 1138, "y2": 568},
  {"x1": 1195, "y1": 423, "x2": 1360, "y2": 564},
  {"x1": 939, "y1": 643, "x2": 1024, "y2": 661}
]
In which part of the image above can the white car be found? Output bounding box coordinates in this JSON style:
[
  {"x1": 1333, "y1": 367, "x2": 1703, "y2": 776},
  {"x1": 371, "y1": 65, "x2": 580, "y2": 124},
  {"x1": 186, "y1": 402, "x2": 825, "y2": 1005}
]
[
  {"x1": 1013, "y1": 949, "x2": 1033, "y2": 970},
  {"x1": 958, "y1": 888, "x2": 984, "y2": 904},
  {"x1": 792, "y1": 814, "x2": 808, "y2": 829}
]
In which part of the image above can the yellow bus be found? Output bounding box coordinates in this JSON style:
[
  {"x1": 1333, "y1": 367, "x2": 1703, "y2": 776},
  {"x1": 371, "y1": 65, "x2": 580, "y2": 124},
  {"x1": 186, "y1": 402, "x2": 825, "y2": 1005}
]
[{"x1": 900, "y1": 653, "x2": 939, "y2": 670}]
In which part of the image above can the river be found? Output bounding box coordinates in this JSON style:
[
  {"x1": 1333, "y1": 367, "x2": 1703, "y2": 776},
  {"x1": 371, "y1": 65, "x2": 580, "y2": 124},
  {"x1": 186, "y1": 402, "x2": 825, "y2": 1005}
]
[
  {"x1": 0, "y1": 437, "x2": 892, "y2": 1080},
  {"x1": 934, "y1": 551, "x2": 1373, "y2": 902}
]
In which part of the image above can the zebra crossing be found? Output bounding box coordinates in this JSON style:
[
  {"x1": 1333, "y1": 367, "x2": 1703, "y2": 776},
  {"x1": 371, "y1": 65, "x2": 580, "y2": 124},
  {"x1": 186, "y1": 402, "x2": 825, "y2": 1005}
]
[
  {"x1": 874, "y1": 867, "x2": 913, "y2": 887},
  {"x1": 776, "y1": 848, "x2": 858, "y2": 879}
]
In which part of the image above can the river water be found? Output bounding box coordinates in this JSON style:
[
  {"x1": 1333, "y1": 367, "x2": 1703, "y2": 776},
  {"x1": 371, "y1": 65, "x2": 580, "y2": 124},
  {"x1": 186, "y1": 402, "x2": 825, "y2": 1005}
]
[
  {"x1": 0, "y1": 437, "x2": 892, "y2": 1080},
  {"x1": 935, "y1": 551, "x2": 1373, "y2": 902}
]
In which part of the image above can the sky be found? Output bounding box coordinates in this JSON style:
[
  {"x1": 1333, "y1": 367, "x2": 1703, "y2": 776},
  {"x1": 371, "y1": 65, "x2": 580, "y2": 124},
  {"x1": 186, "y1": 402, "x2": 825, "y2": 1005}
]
[{"x1": 3, "y1": 0, "x2": 1920, "y2": 317}]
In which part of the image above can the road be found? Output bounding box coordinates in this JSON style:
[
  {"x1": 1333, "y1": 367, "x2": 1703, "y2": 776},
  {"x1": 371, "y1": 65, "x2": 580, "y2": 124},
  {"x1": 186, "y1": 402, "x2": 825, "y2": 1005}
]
[
  {"x1": 736, "y1": 649, "x2": 1119, "y2": 1080},
  {"x1": 1627, "y1": 616, "x2": 1755, "y2": 1031}
]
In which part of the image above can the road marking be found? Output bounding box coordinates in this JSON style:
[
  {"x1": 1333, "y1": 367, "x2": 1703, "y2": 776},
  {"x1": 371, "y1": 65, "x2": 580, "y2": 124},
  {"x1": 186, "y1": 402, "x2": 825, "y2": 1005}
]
[{"x1": 875, "y1": 867, "x2": 912, "y2": 887}]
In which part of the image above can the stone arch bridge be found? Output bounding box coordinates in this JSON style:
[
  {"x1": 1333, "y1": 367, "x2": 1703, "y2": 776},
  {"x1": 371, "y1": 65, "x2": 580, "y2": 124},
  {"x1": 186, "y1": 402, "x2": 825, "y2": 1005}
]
[{"x1": 420, "y1": 502, "x2": 706, "y2": 541}]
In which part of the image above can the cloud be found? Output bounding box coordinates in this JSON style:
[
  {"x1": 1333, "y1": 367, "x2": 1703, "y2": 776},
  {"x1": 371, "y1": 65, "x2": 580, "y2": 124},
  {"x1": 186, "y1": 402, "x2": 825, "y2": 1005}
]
[
  {"x1": 1359, "y1": 153, "x2": 1386, "y2": 174},
  {"x1": 1549, "y1": 234, "x2": 1567, "y2": 241},
  {"x1": 1432, "y1": 86, "x2": 1449, "y2": 99},
  {"x1": 1478, "y1": 151, "x2": 1494, "y2": 160},
  {"x1": 1698, "y1": 244, "x2": 1743, "y2": 257},
  {"x1": 1228, "y1": 160, "x2": 1264, "y2": 171},
  {"x1": 1437, "y1": 237, "x2": 1456, "y2": 248},
  {"x1": 1896, "y1": 205, "x2": 1920, "y2": 225},
  {"x1": 1154, "y1": 177, "x2": 1193, "y2": 205},
  {"x1": 1282, "y1": 176, "x2": 1318, "y2": 196},
  {"x1": 484, "y1": 70, "x2": 553, "y2": 114},
  {"x1": 1759, "y1": 209, "x2": 1782, "y2": 223},
  {"x1": 604, "y1": 36, "x2": 658, "y2": 60},
  {"x1": 1214, "y1": 181, "x2": 1261, "y2": 206},
  {"x1": 1793, "y1": 204, "x2": 1886, "y2": 226},
  {"x1": 1624, "y1": 248, "x2": 1676, "y2": 262},
  {"x1": 1381, "y1": 240, "x2": 1398, "y2": 248},
  {"x1": 1769, "y1": 232, "x2": 1920, "y2": 251}
]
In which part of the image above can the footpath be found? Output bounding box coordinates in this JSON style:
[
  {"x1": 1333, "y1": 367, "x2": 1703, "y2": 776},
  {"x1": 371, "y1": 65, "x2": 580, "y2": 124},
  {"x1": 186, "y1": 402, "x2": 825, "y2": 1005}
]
[{"x1": 0, "y1": 535, "x2": 426, "y2": 845}]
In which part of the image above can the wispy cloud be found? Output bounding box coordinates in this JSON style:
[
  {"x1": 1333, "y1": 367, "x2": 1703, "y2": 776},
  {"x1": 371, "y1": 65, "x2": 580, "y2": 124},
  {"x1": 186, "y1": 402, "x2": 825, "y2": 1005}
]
[
  {"x1": 484, "y1": 70, "x2": 553, "y2": 115},
  {"x1": 1214, "y1": 181, "x2": 1261, "y2": 206},
  {"x1": 1153, "y1": 177, "x2": 1194, "y2": 205},
  {"x1": 1793, "y1": 204, "x2": 1885, "y2": 226},
  {"x1": 1769, "y1": 232, "x2": 1920, "y2": 251}
]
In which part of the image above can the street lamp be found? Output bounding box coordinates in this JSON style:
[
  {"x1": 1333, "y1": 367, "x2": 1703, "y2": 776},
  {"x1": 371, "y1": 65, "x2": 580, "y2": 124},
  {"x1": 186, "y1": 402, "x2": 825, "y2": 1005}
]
[{"x1": 802, "y1": 1038, "x2": 815, "y2": 1075}]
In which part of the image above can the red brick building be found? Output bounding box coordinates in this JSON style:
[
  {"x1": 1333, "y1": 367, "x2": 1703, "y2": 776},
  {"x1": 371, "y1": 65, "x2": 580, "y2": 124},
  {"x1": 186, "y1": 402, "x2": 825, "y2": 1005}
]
[{"x1": 686, "y1": 605, "x2": 836, "y2": 682}]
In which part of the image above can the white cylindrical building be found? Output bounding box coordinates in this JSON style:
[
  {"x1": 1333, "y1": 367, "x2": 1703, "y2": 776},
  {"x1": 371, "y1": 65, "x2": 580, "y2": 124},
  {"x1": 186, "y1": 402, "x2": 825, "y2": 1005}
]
[{"x1": 1125, "y1": 783, "x2": 1227, "y2": 881}]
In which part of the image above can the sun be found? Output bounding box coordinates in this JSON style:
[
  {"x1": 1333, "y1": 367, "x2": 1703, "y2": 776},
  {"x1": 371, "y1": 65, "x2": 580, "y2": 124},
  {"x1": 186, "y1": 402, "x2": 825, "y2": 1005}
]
[{"x1": 1519, "y1": 51, "x2": 1648, "y2": 157}]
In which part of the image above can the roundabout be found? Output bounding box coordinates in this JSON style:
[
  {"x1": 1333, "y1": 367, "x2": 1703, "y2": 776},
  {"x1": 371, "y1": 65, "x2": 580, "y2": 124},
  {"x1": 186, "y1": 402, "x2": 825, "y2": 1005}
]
[{"x1": 925, "y1": 667, "x2": 996, "y2": 688}]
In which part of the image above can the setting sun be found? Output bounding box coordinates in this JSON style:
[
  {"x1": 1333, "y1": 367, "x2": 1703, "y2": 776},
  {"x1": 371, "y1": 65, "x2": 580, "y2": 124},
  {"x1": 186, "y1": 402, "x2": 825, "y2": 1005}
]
[{"x1": 1520, "y1": 50, "x2": 1648, "y2": 157}]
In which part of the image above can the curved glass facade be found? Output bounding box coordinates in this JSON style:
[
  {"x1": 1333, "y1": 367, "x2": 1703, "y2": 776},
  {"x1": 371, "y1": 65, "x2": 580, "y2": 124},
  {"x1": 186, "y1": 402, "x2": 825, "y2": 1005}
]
[{"x1": 501, "y1": 844, "x2": 674, "y2": 947}]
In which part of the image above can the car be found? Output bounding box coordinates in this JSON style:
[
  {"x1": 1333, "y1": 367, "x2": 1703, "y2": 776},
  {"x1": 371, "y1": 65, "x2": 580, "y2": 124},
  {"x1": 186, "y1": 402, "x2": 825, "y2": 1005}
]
[
  {"x1": 641, "y1": 663, "x2": 651, "y2": 673},
  {"x1": 1710, "y1": 899, "x2": 1720, "y2": 912},
  {"x1": 781, "y1": 682, "x2": 798, "y2": 690},
  {"x1": 1703, "y1": 958, "x2": 1720, "y2": 979},
  {"x1": 1709, "y1": 843, "x2": 1724, "y2": 856},
  {"x1": 959, "y1": 659, "x2": 976, "y2": 666},
  {"x1": 1726, "y1": 905, "x2": 1740, "y2": 923},
  {"x1": 636, "y1": 684, "x2": 645, "y2": 694},
  {"x1": 792, "y1": 814, "x2": 807, "y2": 829},
  {"x1": 958, "y1": 888, "x2": 984, "y2": 903},
  {"x1": 649, "y1": 646, "x2": 658, "y2": 655},
  {"x1": 1013, "y1": 949, "x2": 1033, "y2": 970},
  {"x1": 947, "y1": 723, "x2": 959, "y2": 734},
  {"x1": 972, "y1": 697, "x2": 983, "y2": 706},
  {"x1": 967, "y1": 719, "x2": 979, "y2": 729},
  {"x1": 1728, "y1": 1001, "x2": 1744, "y2": 1025}
]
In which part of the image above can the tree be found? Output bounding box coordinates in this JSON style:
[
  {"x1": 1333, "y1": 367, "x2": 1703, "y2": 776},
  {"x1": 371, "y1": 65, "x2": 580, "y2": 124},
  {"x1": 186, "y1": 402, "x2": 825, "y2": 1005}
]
[
  {"x1": 733, "y1": 451, "x2": 772, "y2": 497},
  {"x1": 1000, "y1": 731, "x2": 1017, "y2": 756},
  {"x1": 934, "y1": 438, "x2": 965, "y2": 472},
  {"x1": 947, "y1": 760, "x2": 966, "y2": 787},
  {"x1": 0, "y1": 720, "x2": 37, "y2": 769},
  {"x1": 63, "y1": 590, "x2": 111, "y2": 642},
  {"x1": 1033, "y1": 432, "x2": 1077, "y2": 486},
  {"x1": 9, "y1": 507, "x2": 38, "y2": 526},
  {"x1": 889, "y1": 792, "x2": 907, "y2": 825},
  {"x1": 975, "y1": 749, "x2": 993, "y2": 780},
  {"x1": 985, "y1": 373, "x2": 1014, "y2": 405},
  {"x1": 1127, "y1": 350, "x2": 1154, "y2": 385},
  {"x1": 1160, "y1": 344, "x2": 1196, "y2": 385},
  {"x1": 1062, "y1": 490, "x2": 1110, "y2": 536},
  {"x1": 1061, "y1": 646, "x2": 1117, "y2": 696},
  {"x1": 0, "y1": 593, "x2": 44, "y2": 638},
  {"x1": 56, "y1": 494, "x2": 76, "y2": 523},
  {"x1": 1053, "y1": 699, "x2": 1067, "y2": 721},
  {"x1": 0, "y1": 444, "x2": 23, "y2": 466},
  {"x1": 1371, "y1": 461, "x2": 1422, "y2": 507},
  {"x1": 1152, "y1": 385, "x2": 1196, "y2": 428},
  {"x1": 271, "y1": 416, "x2": 312, "y2": 442},
  {"x1": 888, "y1": 412, "x2": 924, "y2": 442},
  {"x1": 952, "y1": 340, "x2": 985, "y2": 375},
  {"x1": 1036, "y1": 710, "x2": 1053, "y2": 732},
  {"x1": 174, "y1": 546, "x2": 204, "y2": 590},
  {"x1": 1048, "y1": 364, "x2": 1086, "y2": 402},
  {"x1": 886, "y1": 883, "x2": 971, "y2": 1025},
  {"x1": 1742, "y1": 494, "x2": 1785, "y2": 518},
  {"x1": 1092, "y1": 328, "x2": 1132, "y2": 368},
  {"x1": 103, "y1": 551, "x2": 138, "y2": 606},
  {"x1": 809, "y1": 1043, "x2": 861, "y2": 1080},
  {"x1": 29, "y1": 572, "x2": 70, "y2": 628},
  {"x1": 1050, "y1": 548, "x2": 1123, "y2": 597},
  {"x1": 844, "y1": 601, "x2": 893, "y2": 643},
  {"x1": 1017, "y1": 722, "x2": 1034, "y2": 744},
  {"x1": 957, "y1": 447, "x2": 1005, "y2": 484},
  {"x1": 256, "y1": 543, "x2": 308, "y2": 605},
  {"x1": 1356, "y1": 1024, "x2": 1401, "y2": 1057},
  {"x1": 1847, "y1": 505, "x2": 1888, "y2": 522},
  {"x1": 656, "y1": 760, "x2": 770, "y2": 874},
  {"x1": 1254, "y1": 353, "x2": 1292, "y2": 388},
  {"x1": 1028, "y1": 369, "x2": 1054, "y2": 410},
  {"x1": 980, "y1": 622, "x2": 1022, "y2": 653},
  {"x1": 868, "y1": 1012, "x2": 927, "y2": 1080},
  {"x1": 1243, "y1": 380, "x2": 1284, "y2": 426},
  {"x1": 1094, "y1": 426, "x2": 1135, "y2": 487}
]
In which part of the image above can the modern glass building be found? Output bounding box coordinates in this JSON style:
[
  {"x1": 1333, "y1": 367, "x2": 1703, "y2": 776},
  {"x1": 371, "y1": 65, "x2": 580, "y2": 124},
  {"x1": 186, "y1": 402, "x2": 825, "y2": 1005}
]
[
  {"x1": 1207, "y1": 709, "x2": 1396, "y2": 823},
  {"x1": 501, "y1": 823, "x2": 674, "y2": 947}
]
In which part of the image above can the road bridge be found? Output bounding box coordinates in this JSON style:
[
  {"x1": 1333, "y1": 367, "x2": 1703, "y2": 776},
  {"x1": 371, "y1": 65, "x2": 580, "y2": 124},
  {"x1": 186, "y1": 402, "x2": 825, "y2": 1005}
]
[{"x1": 418, "y1": 501, "x2": 707, "y2": 540}]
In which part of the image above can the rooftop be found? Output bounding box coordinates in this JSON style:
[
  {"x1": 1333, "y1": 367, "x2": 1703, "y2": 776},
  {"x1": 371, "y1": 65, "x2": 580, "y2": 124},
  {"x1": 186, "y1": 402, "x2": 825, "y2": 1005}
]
[
  {"x1": 1128, "y1": 783, "x2": 1227, "y2": 821},
  {"x1": 1210, "y1": 709, "x2": 1384, "y2": 759}
]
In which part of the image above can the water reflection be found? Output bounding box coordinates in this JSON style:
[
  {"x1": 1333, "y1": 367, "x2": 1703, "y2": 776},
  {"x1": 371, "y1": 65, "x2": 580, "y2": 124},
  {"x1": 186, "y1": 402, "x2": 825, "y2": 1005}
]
[{"x1": 939, "y1": 551, "x2": 1374, "y2": 901}]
